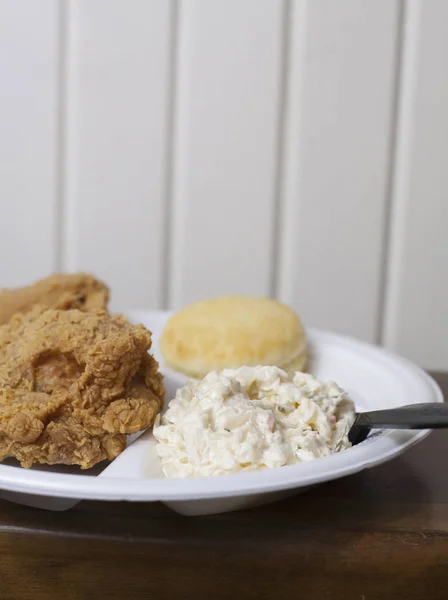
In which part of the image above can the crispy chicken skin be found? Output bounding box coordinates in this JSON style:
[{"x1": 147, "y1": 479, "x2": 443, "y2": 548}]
[
  {"x1": 0, "y1": 308, "x2": 164, "y2": 469},
  {"x1": 0, "y1": 273, "x2": 109, "y2": 325}
]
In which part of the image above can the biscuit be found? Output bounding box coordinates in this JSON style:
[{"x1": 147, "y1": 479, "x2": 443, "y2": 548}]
[
  {"x1": 160, "y1": 296, "x2": 307, "y2": 378},
  {"x1": 278, "y1": 352, "x2": 308, "y2": 378}
]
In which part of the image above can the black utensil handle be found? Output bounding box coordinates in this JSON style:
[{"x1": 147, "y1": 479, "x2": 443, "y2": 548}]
[{"x1": 356, "y1": 403, "x2": 448, "y2": 430}]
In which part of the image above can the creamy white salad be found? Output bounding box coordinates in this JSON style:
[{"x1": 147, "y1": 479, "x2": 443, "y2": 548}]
[{"x1": 153, "y1": 366, "x2": 355, "y2": 478}]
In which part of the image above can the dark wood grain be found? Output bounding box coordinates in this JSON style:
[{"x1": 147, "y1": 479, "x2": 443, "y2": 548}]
[{"x1": 0, "y1": 372, "x2": 447, "y2": 600}]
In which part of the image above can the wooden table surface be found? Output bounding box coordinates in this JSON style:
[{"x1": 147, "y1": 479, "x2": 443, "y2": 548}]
[{"x1": 0, "y1": 373, "x2": 447, "y2": 600}]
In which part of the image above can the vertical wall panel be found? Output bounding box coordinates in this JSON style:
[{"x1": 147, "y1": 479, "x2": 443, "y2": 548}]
[
  {"x1": 0, "y1": 0, "x2": 59, "y2": 287},
  {"x1": 63, "y1": 0, "x2": 173, "y2": 311},
  {"x1": 168, "y1": 0, "x2": 286, "y2": 308},
  {"x1": 382, "y1": 0, "x2": 448, "y2": 369},
  {"x1": 278, "y1": 0, "x2": 400, "y2": 342}
]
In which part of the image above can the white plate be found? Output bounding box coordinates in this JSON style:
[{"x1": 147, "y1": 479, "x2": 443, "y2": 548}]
[{"x1": 0, "y1": 311, "x2": 443, "y2": 516}]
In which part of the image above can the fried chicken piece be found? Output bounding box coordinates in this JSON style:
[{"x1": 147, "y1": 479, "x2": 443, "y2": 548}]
[
  {"x1": 0, "y1": 308, "x2": 164, "y2": 469},
  {"x1": 0, "y1": 273, "x2": 109, "y2": 325}
]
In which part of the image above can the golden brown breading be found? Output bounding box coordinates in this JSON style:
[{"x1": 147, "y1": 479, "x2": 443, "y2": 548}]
[
  {"x1": 0, "y1": 273, "x2": 109, "y2": 325},
  {"x1": 0, "y1": 308, "x2": 164, "y2": 468}
]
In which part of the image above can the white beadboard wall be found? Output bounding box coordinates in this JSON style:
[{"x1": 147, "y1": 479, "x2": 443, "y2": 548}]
[
  {"x1": 0, "y1": 0, "x2": 59, "y2": 286},
  {"x1": 0, "y1": 0, "x2": 446, "y2": 370}
]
